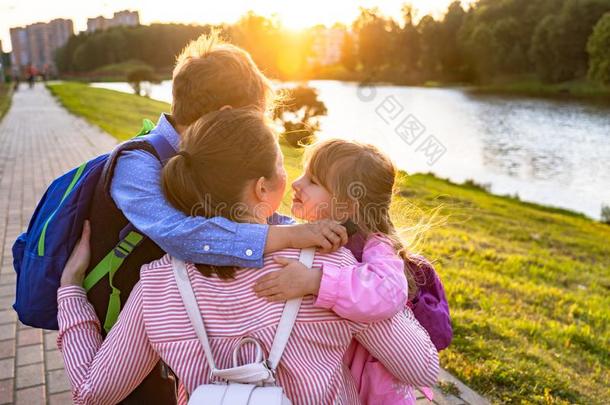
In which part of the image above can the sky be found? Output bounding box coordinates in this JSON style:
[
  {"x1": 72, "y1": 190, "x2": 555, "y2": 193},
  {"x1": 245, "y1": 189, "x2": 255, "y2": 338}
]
[{"x1": 0, "y1": 0, "x2": 477, "y2": 52}]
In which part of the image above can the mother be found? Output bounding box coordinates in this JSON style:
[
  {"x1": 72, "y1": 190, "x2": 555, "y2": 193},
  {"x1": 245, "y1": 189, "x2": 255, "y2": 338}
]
[{"x1": 57, "y1": 108, "x2": 439, "y2": 404}]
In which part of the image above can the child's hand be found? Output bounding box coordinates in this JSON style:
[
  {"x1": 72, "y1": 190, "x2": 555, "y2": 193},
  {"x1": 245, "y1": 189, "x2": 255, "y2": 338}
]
[
  {"x1": 253, "y1": 256, "x2": 323, "y2": 301},
  {"x1": 60, "y1": 220, "x2": 91, "y2": 287}
]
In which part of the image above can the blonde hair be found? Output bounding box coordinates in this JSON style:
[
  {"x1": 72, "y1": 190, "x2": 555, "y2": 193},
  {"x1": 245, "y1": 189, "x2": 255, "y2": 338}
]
[
  {"x1": 171, "y1": 30, "x2": 275, "y2": 126},
  {"x1": 304, "y1": 139, "x2": 426, "y2": 299}
]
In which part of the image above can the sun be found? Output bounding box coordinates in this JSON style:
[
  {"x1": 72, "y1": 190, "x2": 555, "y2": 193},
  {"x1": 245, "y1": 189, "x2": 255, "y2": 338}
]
[{"x1": 251, "y1": 1, "x2": 360, "y2": 30}]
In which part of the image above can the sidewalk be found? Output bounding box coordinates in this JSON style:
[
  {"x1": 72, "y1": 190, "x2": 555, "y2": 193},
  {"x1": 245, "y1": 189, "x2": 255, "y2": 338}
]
[
  {"x1": 0, "y1": 83, "x2": 116, "y2": 404},
  {"x1": 0, "y1": 83, "x2": 489, "y2": 405}
]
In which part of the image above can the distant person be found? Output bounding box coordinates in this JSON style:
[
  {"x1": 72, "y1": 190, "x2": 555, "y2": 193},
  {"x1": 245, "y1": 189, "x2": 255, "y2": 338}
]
[
  {"x1": 26, "y1": 64, "x2": 35, "y2": 89},
  {"x1": 12, "y1": 69, "x2": 20, "y2": 91}
]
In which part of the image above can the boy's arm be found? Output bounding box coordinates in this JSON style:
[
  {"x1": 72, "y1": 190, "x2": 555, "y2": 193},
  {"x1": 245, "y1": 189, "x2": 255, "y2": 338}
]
[
  {"x1": 314, "y1": 235, "x2": 408, "y2": 322},
  {"x1": 111, "y1": 150, "x2": 345, "y2": 267},
  {"x1": 111, "y1": 149, "x2": 269, "y2": 267}
]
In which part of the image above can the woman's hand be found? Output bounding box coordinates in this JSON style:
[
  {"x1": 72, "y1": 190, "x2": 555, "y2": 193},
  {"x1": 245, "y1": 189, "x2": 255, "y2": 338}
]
[
  {"x1": 60, "y1": 220, "x2": 91, "y2": 287},
  {"x1": 253, "y1": 256, "x2": 323, "y2": 301}
]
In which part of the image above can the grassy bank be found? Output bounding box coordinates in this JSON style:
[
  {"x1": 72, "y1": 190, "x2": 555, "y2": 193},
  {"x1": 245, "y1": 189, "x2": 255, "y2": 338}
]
[
  {"x1": 58, "y1": 60, "x2": 172, "y2": 83},
  {"x1": 47, "y1": 82, "x2": 169, "y2": 140},
  {"x1": 468, "y1": 77, "x2": 610, "y2": 101},
  {"x1": 47, "y1": 82, "x2": 610, "y2": 404},
  {"x1": 0, "y1": 82, "x2": 14, "y2": 121}
]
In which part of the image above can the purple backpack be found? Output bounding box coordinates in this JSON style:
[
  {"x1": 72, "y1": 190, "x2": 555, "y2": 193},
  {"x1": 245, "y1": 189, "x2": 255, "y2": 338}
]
[{"x1": 407, "y1": 255, "x2": 452, "y2": 351}]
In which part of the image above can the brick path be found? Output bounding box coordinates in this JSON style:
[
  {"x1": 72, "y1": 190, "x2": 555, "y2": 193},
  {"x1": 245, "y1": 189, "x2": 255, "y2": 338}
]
[
  {"x1": 0, "y1": 83, "x2": 116, "y2": 404},
  {"x1": 0, "y1": 83, "x2": 489, "y2": 404}
]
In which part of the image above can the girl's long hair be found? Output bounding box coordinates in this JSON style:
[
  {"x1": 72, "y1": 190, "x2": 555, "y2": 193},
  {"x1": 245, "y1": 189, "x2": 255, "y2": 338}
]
[{"x1": 304, "y1": 139, "x2": 437, "y2": 299}]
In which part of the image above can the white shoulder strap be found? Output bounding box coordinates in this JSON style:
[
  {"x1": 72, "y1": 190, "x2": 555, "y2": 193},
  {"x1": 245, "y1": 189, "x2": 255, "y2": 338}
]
[
  {"x1": 172, "y1": 257, "x2": 218, "y2": 371},
  {"x1": 267, "y1": 247, "x2": 315, "y2": 370},
  {"x1": 171, "y1": 247, "x2": 316, "y2": 374}
]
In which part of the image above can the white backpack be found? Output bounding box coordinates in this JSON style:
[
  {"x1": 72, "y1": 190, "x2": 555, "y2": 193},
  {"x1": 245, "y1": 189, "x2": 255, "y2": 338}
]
[{"x1": 171, "y1": 248, "x2": 316, "y2": 405}]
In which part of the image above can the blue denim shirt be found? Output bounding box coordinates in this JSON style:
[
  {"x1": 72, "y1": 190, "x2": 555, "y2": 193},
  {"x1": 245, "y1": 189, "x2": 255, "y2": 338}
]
[{"x1": 110, "y1": 114, "x2": 293, "y2": 268}]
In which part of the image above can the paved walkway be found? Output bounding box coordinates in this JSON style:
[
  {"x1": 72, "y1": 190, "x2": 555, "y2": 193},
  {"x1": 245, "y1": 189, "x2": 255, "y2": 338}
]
[
  {"x1": 0, "y1": 84, "x2": 116, "y2": 404},
  {"x1": 0, "y1": 84, "x2": 489, "y2": 404}
]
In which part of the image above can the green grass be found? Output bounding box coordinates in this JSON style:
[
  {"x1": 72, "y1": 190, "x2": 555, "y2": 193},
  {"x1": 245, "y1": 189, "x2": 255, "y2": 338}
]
[
  {"x1": 471, "y1": 76, "x2": 610, "y2": 101},
  {"x1": 0, "y1": 82, "x2": 14, "y2": 121},
  {"x1": 47, "y1": 81, "x2": 610, "y2": 404},
  {"x1": 59, "y1": 60, "x2": 172, "y2": 83},
  {"x1": 93, "y1": 59, "x2": 152, "y2": 76},
  {"x1": 47, "y1": 82, "x2": 169, "y2": 140}
]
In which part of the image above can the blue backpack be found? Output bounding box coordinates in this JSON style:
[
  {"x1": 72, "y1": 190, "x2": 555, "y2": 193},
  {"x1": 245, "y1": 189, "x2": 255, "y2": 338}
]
[{"x1": 12, "y1": 119, "x2": 175, "y2": 330}]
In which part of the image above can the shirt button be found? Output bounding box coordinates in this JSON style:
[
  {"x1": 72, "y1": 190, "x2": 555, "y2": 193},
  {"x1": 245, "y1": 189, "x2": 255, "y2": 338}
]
[
  {"x1": 203, "y1": 245, "x2": 210, "y2": 252},
  {"x1": 245, "y1": 249, "x2": 253, "y2": 257}
]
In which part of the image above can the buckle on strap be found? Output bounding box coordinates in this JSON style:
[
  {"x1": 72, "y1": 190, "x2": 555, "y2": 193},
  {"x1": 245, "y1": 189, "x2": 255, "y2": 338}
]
[
  {"x1": 113, "y1": 232, "x2": 142, "y2": 258},
  {"x1": 263, "y1": 359, "x2": 277, "y2": 382}
]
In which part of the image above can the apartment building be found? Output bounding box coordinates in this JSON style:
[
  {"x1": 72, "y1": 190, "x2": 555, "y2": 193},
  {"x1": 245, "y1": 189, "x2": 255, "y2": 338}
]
[
  {"x1": 10, "y1": 18, "x2": 74, "y2": 72},
  {"x1": 86, "y1": 10, "x2": 139, "y2": 33}
]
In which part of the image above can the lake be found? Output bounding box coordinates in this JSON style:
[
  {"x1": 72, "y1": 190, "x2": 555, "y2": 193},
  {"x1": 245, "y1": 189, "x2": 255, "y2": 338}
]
[{"x1": 91, "y1": 80, "x2": 610, "y2": 219}]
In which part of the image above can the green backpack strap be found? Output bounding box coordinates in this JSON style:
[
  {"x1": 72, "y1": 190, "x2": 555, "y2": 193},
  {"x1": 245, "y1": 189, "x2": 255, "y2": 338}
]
[
  {"x1": 81, "y1": 118, "x2": 155, "y2": 333},
  {"x1": 83, "y1": 231, "x2": 145, "y2": 333}
]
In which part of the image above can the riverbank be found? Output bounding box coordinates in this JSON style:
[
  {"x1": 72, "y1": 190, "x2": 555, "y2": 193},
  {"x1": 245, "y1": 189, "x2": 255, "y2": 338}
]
[
  {"x1": 297, "y1": 69, "x2": 610, "y2": 102},
  {"x1": 59, "y1": 60, "x2": 172, "y2": 83},
  {"x1": 468, "y1": 77, "x2": 610, "y2": 102},
  {"x1": 47, "y1": 82, "x2": 610, "y2": 403},
  {"x1": 66, "y1": 66, "x2": 610, "y2": 104}
]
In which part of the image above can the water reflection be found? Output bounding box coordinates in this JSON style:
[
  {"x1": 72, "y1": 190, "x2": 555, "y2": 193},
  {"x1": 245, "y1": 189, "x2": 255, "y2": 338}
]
[{"x1": 91, "y1": 80, "x2": 610, "y2": 219}]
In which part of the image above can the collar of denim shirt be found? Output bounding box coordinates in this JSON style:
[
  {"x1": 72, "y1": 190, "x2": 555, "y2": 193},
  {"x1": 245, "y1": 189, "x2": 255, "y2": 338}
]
[{"x1": 152, "y1": 113, "x2": 180, "y2": 152}]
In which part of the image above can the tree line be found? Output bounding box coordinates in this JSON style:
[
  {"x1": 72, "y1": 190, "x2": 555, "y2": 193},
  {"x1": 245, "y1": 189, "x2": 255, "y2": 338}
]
[
  {"x1": 55, "y1": 0, "x2": 610, "y2": 85},
  {"x1": 343, "y1": 0, "x2": 610, "y2": 85}
]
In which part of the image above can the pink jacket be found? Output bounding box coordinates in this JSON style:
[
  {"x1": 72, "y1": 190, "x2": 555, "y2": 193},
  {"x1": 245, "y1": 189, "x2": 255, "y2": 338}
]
[
  {"x1": 57, "y1": 248, "x2": 439, "y2": 404},
  {"x1": 315, "y1": 234, "x2": 429, "y2": 404}
]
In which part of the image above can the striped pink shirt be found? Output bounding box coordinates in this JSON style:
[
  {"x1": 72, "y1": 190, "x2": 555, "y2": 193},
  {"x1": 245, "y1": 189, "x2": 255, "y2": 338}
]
[{"x1": 57, "y1": 248, "x2": 439, "y2": 404}]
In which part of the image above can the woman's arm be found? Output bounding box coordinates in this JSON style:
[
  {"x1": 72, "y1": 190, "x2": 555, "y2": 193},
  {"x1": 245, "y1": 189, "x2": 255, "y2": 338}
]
[
  {"x1": 57, "y1": 283, "x2": 159, "y2": 405},
  {"x1": 353, "y1": 307, "x2": 439, "y2": 387}
]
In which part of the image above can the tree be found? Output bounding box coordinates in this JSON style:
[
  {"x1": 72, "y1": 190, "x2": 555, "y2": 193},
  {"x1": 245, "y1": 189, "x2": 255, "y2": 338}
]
[
  {"x1": 529, "y1": 15, "x2": 560, "y2": 82},
  {"x1": 340, "y1": 32, "x2": 357, "y2": 71},
  {"x1": 398, "y1": 4, "x2": 421, "y2": 73},
  {"x1": 273, "y1": 86, "x2": 327, "y2": 147},
  {"x1": 438, "y1": 1, "x2": 466, "y2": 77},
  {"x1": 417, "y1": 15, "x2": 442, "y2": 77},
  {"x1": 463, "y1": 23, "x2": 497, "y2": 81},
  {"x1": 530, "y1": 0, "x2": 610, "y2": 83},
  {"x1": 126, "y1": 65, "x2": 159, "y2": 96},
  {"x1": 353, "y1": 8, "x2": 394, "y2": 74},
  {"x1": 492, "y1": 17, "x2": 527, "y2": 74},
  {"x1": 551, "y1": 0, "x2": 610, "y2": 81},
  {"x1": 587, "y1": 13, "x2": 610, "y2": 85},
  {"x1": 229, "y1": 12, "x2": 283, "y2": 78},
  {"x1": 55, "y1": 24, "x2": 210, "y2": 74}
]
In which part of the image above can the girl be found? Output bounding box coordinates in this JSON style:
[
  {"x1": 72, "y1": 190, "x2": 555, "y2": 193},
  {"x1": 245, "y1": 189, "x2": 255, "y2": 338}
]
[{"x1": 254, "y1": 139, "x2": 451, "y2": 404}]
